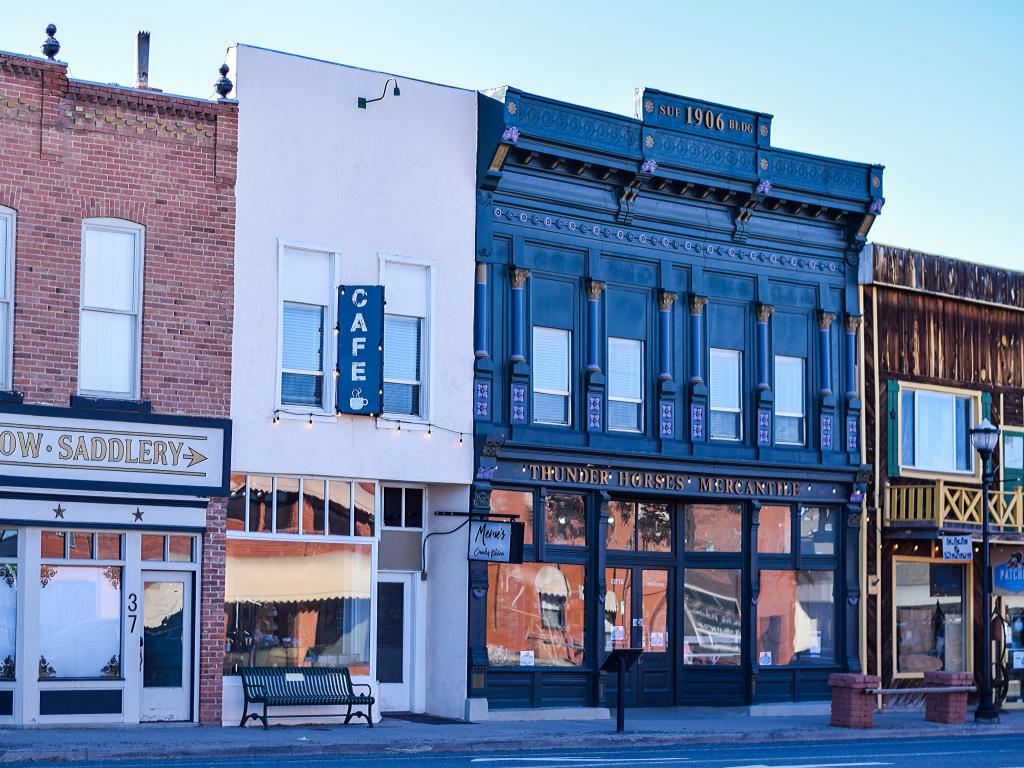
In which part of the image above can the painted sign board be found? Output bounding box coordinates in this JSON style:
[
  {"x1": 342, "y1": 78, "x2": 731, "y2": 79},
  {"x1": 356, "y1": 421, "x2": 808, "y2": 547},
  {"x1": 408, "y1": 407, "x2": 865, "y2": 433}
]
[
  {"x1": 942, "y1": 535, "x2": 973, "y2": 562},
  {"x1": 468, "y1": 520, "x2": 525, "y2": 563},
  {"x1": 336, "y1": 285, "x2": 384, "y2": 416},
  {"x1": 0, "y1": 404, "x2": 229, "y2": 496},
  {"x1": 994, "y1": 552, "x2": 1024, "y2": 594},
  {"x1": 636, "y1": 87, "x2": 772, "y2": 146}
]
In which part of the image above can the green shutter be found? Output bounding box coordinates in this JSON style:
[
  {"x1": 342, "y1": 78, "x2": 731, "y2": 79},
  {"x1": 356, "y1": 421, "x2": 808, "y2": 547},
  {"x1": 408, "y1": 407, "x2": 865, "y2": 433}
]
[
  {"x1": 981, "y1": 391, "x2": 992, "y2": 422},
  {"x1": 886, "y1": 380, "x2": 901, "y2": 478}
]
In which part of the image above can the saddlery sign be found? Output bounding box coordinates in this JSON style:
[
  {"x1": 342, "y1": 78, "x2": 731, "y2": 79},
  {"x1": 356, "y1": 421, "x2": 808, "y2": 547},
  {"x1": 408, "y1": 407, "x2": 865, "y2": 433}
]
[{"x1": 336, "y1": 285, "x2": 385, "y2": 416}]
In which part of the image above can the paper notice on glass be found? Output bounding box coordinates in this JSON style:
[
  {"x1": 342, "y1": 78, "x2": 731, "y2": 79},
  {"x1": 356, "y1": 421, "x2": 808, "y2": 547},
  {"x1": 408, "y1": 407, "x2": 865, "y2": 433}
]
[
  {"x1": 759, "y1": 651, "x2": 772, "y2": 666},
  {"x1": 810, "y1": 631, "x2": 822, "y2": 655},
  {"x1": 520, "y1": 650, "x2": 535, "y2": 667},
  {"x1": 612, "y1": 625, "x2": 625, "y2": 642},
  {"x1": 1013, "y1": 651, "x2": 1024, "y2": 670},
  {"x1": 650, "y1": 632, "x2": 665, "y2": 648}
]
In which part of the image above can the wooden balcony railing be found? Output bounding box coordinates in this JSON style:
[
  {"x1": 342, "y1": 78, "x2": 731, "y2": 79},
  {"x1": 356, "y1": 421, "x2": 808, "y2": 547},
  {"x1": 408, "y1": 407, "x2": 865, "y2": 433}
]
[{"x1": 886, "y1": 480, "x2": 1024, "y2": 533}]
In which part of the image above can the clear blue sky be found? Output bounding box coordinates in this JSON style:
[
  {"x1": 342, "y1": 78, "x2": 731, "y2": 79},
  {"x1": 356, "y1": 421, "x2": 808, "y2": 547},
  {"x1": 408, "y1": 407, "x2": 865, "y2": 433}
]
[{"x1": 5, "y1": 1, "x2": 1022, "y2": 269}]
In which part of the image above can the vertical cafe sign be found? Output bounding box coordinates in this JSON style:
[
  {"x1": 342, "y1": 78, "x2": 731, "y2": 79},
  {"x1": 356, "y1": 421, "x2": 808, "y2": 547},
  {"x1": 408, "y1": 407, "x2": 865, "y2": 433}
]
[{"x1": 336, "y1": 285, "x2": 385, "y2": 415}]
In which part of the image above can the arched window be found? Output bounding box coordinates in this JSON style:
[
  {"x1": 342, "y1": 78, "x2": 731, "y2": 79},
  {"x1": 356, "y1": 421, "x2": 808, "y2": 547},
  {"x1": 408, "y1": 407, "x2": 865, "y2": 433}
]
[{"x1": 79, "y1": 218, "x2": 144, "y2": 399}]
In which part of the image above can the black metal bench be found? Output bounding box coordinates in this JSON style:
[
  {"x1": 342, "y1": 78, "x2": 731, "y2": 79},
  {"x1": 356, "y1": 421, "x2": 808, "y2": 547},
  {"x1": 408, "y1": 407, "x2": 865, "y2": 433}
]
[{"x1": 238, "y1": 666, "x2": 374, "y2": 729}]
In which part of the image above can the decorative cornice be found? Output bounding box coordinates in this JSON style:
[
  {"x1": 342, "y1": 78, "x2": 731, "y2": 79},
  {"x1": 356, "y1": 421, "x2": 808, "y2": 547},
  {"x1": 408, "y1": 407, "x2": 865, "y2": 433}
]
[
  {"x1": 689, "y1": 295, "x2": 708, "y2": 315},
  {"x1": 755, "y1": 303, "x2": 774, "y2": 323},
  {"x1": 510, "y1": 267, "x2": 530, "y2": 289},
  {"x1": 586, "y1": 280, "x2": 606, "y2": 300},
  {"x1": 658, "y1": 290, "x2": 677, "y2": 311},
  {"x1": 490, "y1": 205, "x2": 846, "y2": 277},
  {"x1": 845, "y1": 314, "x2": 863, "y2": 334},
  {"x1": 818, "y1": 311, "x2": 836, "y2": 331}
]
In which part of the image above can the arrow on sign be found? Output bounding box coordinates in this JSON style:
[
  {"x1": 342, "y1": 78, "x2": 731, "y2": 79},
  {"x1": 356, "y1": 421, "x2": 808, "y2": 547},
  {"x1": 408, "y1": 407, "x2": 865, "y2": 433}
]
[{"x1": 184, "y1": 447, "x2": 208, "y2": 467}]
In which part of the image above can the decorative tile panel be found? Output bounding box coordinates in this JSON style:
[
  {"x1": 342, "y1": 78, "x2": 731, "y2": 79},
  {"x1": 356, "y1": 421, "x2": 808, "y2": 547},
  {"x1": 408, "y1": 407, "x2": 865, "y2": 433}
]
[
  {"x1": 587, "y1": 393, "x2": 602, "y2": 432},
  {"x1": 757, "y1": 408, "x2": 771, "y2": 446},
  {"x1": 820, "y1": 414, "x2": 834, "y2": 451},
  {"x1": 473, "y1": 379, "x2": 491, "y2": 421},
  {"x1": 690, "y1": 403, "x2": 705, "y2": 442},
  {"x1": 659, "y1": 400, "x2": 674, "y2": 439},
  {"x1": 510, "y1": 383, "x2": 527, "y2": 425},
  {"x1": 846, "y1": 415, "x2": 859, "y2": 454}
]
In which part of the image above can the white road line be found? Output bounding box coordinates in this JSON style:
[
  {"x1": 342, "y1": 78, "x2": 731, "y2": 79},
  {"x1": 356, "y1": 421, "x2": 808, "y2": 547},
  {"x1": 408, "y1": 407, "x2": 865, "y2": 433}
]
[
  {"x1": 720, "y1": 763, "x2": 893, "y2": 768},
  {"x1": 470, "y1": 759, "x2": 692, "y2": 764}
]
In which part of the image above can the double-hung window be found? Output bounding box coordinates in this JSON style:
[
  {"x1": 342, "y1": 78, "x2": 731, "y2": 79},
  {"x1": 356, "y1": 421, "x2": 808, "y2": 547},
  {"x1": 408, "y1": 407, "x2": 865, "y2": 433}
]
[
  {"x1": 774, "y1": 355, "x2": 805, "y2": 445},
  {"x1": 382, "y1": 261, "x2": 429, "y2": 417},
  {"x1": 709, "y1": 348, "x2": 742, "y2": 440},
  {"x1": 0, "y1": 207, "x2": 14, "y2": 391},
  {"x1": 79, "y1": 220, "x2": 143, "y2": 399},
  {"x1": 608, "y1": 337, "x2": 643, "y2": 432},
  {"x1": 900, "y1": 387, "x2": 974, "y2": 473},
  {"x1": 533, "y1": 326, "x2": 571, "y2": 425},
  {"x1": 279, "y1": 245, "x2": 334, "y2": 411}
]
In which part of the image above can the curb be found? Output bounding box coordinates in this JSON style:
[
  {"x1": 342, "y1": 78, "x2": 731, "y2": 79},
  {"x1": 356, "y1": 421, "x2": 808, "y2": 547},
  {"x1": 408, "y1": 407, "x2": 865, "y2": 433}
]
[{"x1": 0, "y1": 723, "x2": 1017, "y2": 764}]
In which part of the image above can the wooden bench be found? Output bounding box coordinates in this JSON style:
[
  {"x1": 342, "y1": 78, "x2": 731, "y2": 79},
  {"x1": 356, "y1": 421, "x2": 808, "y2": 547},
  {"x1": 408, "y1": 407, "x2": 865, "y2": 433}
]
[
  {"x1": 239, "y1": 666, "x2": 374, "y2": 730},
  {"x1": 829, "y1": 671, "x2": 976, "y2": 728}
]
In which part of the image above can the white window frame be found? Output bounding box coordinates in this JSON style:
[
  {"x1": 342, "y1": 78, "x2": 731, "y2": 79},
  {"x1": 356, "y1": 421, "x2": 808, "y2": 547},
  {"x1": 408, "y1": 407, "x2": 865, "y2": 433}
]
[
  {"x1": 0, "y1": 207, "x2": 15, "y2": 392},
  {"x1": 381, "y1": 484, "x2": 427, "y2": 531},
  {"x1": 774, "y1": 355, "x2": 806, "y2": 446},
  {"x1": 532, "y1": 326, "x2": 572, "y2": 427},
  {"x1": 276, "y1": 240, "x2": 340, "y2": 417},
  {"x1": 607, "y1": 336, "x2": 644, "y2": 433},
  {"x1": 898, "y1": 385, "x2": 977, "y2": 477},
  {"x1": 79, "y1": 218, "x2": 145, "y2": 400},
  {"x1": 709, "y1": 347, "x2": 743, "y2": 441},
  {"x1": 379, "y1": 254, "x2": 434, "y2": 423}
]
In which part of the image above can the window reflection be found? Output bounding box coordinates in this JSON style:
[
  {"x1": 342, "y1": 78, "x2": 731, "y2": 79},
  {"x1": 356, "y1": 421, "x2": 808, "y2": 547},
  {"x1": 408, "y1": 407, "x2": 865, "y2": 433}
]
[
  {"x1": 223, "y1": 540, "x2": 372, "y2": 675},
  {"x1": 895, "y1": 561, "x2": 965, "y2": 674},
  {"x1": 799, "y1": 506, "x2": 836, "y2": 556},
  {"x1": 487, "y1": 562, "x2": 585, "y2": 667},
  {"x1": 684, "y1": 504, "x2": 742, "y2": 552},
  {"x1": 757, "y1": 570, "x2": 834, "y2": 665},
  {"x1": 545, "y1": 494, "x2": 586, "y2": 547},
  {"x1": 758, "y1": 505, "x2": 791, "y2": 554},
  {"x1": 491, "y1": 490, "x2": 534, "y2": 546},
  {"x1": 683, "y1": 568, "x2": 741, "y2": 665},
  {"x1": 604, "y1": 567, "x2": 631, "y2": 651}
]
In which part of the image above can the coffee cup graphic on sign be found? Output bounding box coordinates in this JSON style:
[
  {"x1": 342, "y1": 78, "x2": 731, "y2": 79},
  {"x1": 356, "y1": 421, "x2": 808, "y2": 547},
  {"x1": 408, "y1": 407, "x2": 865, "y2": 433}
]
[{"x1": 350, "y1": 388, "x2": 369, "y2": 411}]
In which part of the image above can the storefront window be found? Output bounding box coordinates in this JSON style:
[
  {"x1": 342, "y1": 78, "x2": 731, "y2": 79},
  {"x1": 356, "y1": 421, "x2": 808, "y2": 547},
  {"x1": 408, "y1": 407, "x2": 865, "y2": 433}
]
[
  {"x1": 642, "y1": 569, "x2": 669, "y2": 653},
  {"x1": 354, "y1": 482, "x2": 376, "y2": 537},
  {"x1": 604, "y1": 567, "x2": 631, "y2": 651},
  {"x1": 232, "y1": 474, "x2": 376, "y2": 538},
  {"x1": 491, "y1": 489, "x2": 534, "y2": 546},
  {"x1": 0, "y1": 530, "x2": 15, "y2": 680},
  {"x1": 302, "y1": 479, "x2": 327, "y2": 535},
  {"x1": 275, "y1": 477, "x2": 300, "y2": 534},
  {"x1": 39, "y1": 565, "x2": 122, "y2": 679},
  {"x1": 758, "y1": 505, "x2": 791, "y2": 553},
  {"x1": 799, "y1": 506, "x2": 836, "y2": 556},
  {"x1": 545, "y1": 494, "x2": 586, "y2": 547},
  {"x1": 895, "y1": 560, "x2": 966, "y2": 674},
  {"x1": 228, "y1": 474, "x2": 246, "y2": 531},
  {"x1": 606, "y1": 501, "x2": 671, "y2": 552},
  {"x1": 684, "y1": 504, "x2": 741, "y2": 552},
  {"x1": 487, "y1": 562, "x2": 585, "y2": 667},
  {"x1": 757, "y1": 570, "x2": 835, "y2": 665},
  {"x1": 223, "y1": 540, "x2": 373, "y2": 675},
  {"x1": 248, "y1": 475, "x2": 273, "y2": 533},
  {"x1": 683, "y1": 568, "x2": 741, "y2": 665}
]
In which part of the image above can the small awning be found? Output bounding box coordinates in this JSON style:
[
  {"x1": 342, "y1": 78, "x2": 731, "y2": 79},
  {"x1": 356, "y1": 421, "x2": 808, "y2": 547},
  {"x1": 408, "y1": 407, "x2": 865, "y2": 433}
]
[{"x1": 225, "y1": 547, "x2": 372, "y2": 604}]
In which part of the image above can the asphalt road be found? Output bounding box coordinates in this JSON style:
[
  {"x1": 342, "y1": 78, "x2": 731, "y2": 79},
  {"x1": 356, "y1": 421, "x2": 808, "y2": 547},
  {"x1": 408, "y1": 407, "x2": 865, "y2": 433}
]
[{"x1": 51, "y1": 733, "x2": 1024, "y2": 768}]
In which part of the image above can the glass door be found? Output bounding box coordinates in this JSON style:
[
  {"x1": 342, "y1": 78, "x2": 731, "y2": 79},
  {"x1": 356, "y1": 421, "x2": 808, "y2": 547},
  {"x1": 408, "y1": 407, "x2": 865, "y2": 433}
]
[
  {"x1": 376, "y1": 573, "x2": 412, "y2": 712},
  {"x1": 140, "y1": 571, "x2": 192, "y2": 722}
]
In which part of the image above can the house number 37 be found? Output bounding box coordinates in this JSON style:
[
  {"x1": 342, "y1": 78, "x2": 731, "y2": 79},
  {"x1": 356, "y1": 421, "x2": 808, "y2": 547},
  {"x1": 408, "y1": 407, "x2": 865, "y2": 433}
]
[{"x1": 127, "y1": 592, "x2": 138, "y2": 632}]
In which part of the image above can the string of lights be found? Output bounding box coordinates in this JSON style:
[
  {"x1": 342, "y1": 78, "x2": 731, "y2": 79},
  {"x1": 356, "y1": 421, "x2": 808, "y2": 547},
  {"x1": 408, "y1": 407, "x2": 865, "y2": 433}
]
[{"x1": 270, "y1": 409, "x2": 470, "y2": 444}]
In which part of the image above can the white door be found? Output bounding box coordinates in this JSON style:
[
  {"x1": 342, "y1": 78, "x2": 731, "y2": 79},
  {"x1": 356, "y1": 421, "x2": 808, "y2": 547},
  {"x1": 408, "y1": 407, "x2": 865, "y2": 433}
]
[
  {"x1": 376, "y1": 573, "x2": 412, "y2": 711},
  {"x1": 140, "y1": 571, "x2": 192, "y2": 722}
]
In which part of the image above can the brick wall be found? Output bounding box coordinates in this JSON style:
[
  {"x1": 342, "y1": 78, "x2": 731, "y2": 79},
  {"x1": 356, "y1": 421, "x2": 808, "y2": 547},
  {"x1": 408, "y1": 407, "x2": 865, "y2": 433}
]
[{"x1": 0, "y1": 52, "x2": 237, "y2": 724}]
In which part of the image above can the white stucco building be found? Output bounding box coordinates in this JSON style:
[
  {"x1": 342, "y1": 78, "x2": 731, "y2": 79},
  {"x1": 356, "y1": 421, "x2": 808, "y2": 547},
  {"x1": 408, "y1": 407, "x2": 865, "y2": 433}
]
[{"x1": 225, "y1": 44, "x2": 476, "y2": 722}]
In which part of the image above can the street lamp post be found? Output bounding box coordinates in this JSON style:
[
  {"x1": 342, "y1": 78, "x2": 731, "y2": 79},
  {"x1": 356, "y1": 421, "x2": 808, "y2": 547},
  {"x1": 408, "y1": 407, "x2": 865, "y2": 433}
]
[{"x1": 970, "y1": 418, "x2": 1000, "y2": 722}]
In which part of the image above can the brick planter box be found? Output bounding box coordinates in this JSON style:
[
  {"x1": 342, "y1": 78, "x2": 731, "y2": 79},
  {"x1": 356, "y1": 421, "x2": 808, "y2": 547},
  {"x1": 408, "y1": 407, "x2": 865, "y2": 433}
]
[
  {"x1": 828, "y1": 673, "x2": 880, "y2": 728},
  {"x1": 923, "y1": 670, "x2": 973, "y2": 724}
]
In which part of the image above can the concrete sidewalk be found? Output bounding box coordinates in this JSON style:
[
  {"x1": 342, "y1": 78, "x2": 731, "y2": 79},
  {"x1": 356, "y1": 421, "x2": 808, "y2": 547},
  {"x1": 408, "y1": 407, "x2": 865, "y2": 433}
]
[{"x1": 0, "y1": 707, "x2": 1021, "y2": 764}]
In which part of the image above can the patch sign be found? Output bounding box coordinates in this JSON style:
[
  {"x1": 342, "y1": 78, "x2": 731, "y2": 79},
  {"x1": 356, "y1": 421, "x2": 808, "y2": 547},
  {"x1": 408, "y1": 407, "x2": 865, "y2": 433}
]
[{"x1": 336, "y1": 285, "x2": 384, "y2": 416}]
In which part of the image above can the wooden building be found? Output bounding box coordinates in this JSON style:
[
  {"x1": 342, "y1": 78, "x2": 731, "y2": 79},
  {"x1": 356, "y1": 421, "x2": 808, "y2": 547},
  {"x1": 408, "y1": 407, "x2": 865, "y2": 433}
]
[{"x1": 861, "y1": 243, "x2": 1024, "y2": 704}]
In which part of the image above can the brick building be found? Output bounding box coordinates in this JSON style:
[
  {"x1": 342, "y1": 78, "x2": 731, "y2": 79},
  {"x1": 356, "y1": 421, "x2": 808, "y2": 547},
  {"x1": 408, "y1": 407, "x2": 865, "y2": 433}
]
[{"x1": 0, "y1": 30, "x2": 235, "y2": 725}]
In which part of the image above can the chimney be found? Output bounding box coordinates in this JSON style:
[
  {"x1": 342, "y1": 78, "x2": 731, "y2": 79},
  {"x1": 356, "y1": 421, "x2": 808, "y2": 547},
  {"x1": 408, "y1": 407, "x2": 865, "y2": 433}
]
[{"x1": 136, "y1": 31, "x2": 150, "y2": 89}]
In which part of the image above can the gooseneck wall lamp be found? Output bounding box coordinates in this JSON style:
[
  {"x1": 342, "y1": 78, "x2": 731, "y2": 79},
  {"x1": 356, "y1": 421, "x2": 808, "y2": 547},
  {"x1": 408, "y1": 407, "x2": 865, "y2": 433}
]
[
  {"x1": 970, "y1": 418, "x2": 1000, "y2": 722},
  {"x1": 358, "y1": 78, "x2": 401, "y2": 109}
]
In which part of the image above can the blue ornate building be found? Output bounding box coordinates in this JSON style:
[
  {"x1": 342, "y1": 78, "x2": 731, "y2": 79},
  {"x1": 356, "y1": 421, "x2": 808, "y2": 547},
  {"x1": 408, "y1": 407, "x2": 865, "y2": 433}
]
[{"x1": 469, "y1": 86, "x2": 884, "y2": 710}]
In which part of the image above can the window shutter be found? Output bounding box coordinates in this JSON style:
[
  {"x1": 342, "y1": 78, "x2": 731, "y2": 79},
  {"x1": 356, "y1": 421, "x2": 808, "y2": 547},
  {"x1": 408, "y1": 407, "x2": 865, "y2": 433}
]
[
  {"x1": 981, "y1": 391, "x2": 992, "y2": 422},
  {"x1": 886, "y1": 379, "x2": 901, "y2": 478}
]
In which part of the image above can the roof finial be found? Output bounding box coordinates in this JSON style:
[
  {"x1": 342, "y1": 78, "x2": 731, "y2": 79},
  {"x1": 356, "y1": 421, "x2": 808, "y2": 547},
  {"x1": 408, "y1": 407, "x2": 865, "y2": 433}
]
[
  {"x1": 214, "y1": 63, "x2": 233, "y2": 99},
  {"x1": 41, "y1": 24, "x2": 60, "y2": 60}
]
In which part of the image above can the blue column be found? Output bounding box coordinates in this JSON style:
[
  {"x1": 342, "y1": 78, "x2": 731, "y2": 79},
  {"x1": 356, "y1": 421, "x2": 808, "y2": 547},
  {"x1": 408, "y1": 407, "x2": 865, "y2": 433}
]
[
  {"x1": 688, "y1": 295, "x2": 707, "y2": 384},
  {"x1": 586, "y1": 280, "x2": 604, "y2": 372},
  {"x1": 474, "y1": 263, "x2": 488, "y2": 359},
  {"x1": 845, "y1": 315, "x2": 860, "y2": 398},
  {"x1": 755, "y1": 304, "x2": 773, "y2": 390},
  {"x1": 510, "y1": 268, "x2": 529, "y2": 364},
  {"x1": 818, "y1": 311, "x2": 835, "y2": 396},
  {"x1": 658, "y1": 291, "x2": 676, "y2": 381}
]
